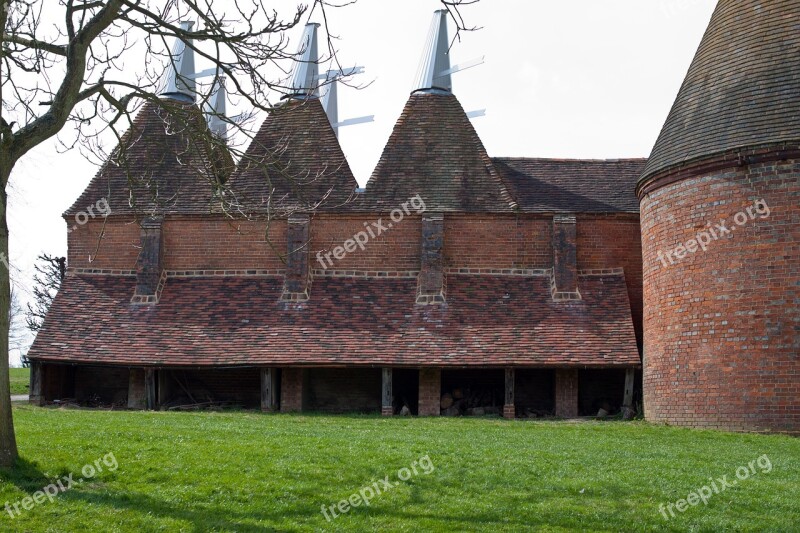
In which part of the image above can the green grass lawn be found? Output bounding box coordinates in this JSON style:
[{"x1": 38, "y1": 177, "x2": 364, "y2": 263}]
[
  {"x1": 0, "y1": 406, "x2": 797, "y2": 532},
  {"x1": 9, "y1": 368, "x2": 29, "y2": 396}
]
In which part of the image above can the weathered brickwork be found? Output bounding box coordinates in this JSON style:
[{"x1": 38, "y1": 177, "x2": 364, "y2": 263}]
[
  {"x1": 68, "y1": 218, "x2": 140, "y2": 270},
  {"x1": 163, "y1": 218, "x2": 287, "y2": 271},
  {"x1": 444, "y1": 214, "x2": 552, "y2": 269},
  {"x1": 555, "y1": 369, "x2": 579, "y2": 418},
  {"x1": 282, "y1": 214, "x2": 311, "y2": 300},
  {"x1": 310, "y1": 214, "x2": 421, "y2": 271},
  {"x1": 418, "y1": 368, "x2": 441, "y2": 416},
  {"x1": 68, "y1": 217, "x2": 289, "y2": 271},
  {"x1": 640, "y1": 159, "x2": 800, "y2": 433},
  {"x1": 280, "y1": 367, "x2": 305, "y2": 413},
  {"x1": 577, "y1": 214, "x2": 643, "y2": 349}
]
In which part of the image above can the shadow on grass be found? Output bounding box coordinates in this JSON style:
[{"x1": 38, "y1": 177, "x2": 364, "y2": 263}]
[
  {"x1": 52, "y1": 476, "x2": 664, "y2": 532},
  {"x1": 0, "y1": 457, "x2": 49, "y2": 495},
  {"x1": 62, "y1": 489, "x2": 285, "y2": 532}
]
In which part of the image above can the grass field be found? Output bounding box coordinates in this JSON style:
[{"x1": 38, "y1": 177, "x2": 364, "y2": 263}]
[
  {"x1": 9, "y1": 368, "x2": 29, "y2": 396},
  {"x1": 0, "y1": 406, "x2": 797, "y2": 532}
]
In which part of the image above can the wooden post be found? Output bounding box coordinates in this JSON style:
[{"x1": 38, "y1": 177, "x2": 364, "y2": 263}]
[
  {"x1": 381, "y1": 368, "x2": 393, "y2": 416},
  {"x1": 29, "y1": 361, "x2": 43, "y2": 406},
  {"x1": 144, "y1": 368, "x2": 157, "y2": 411},
  {"x1": 622, "y1": 368, "x2": 635, "y2": 419},
  {"x1": 261, "y1": 368, "x2": 278, "y2": 412},
  {"x1": 503, "y1": 368, "x2": 515, "y2": 419},
  {"x1": 127, "y1": 369, "x2": 147, "y2": 409}
]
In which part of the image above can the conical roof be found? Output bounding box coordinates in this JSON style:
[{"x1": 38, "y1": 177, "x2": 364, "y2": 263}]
[
  {"x1": 640, "y1": 0, "x2": 800, "y2": 184},
  {"x1": 67, "y1": 98, "x2": 233, "y2": 217},
  {"x1": 365, "y1": 92, "x2": 516, "y2": 212},
  {"x1": 228, "y1": 98, "x2": 358, "y2": 212}
]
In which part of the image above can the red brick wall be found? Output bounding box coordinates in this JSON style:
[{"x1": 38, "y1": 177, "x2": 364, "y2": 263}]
[
  {"x1": 163, "y1": 219, "x2": 287, "y2": 271},
  {"x1": 68, "y1": 219, "x2": 140, "y2": 270},
  {"x1": 68, "y1": 213, "x2": 639, "y2": 282},
  {"x1": 310, "y1": 214, "x2": 421, "y2": 271},
  {"x1": 67, "y1": 217, "x2": 288, "y2": 271},
  {"x1": 444, "y1": 215, "x2": 552, "y2": 269},
  {"x1": 640, "y1": 158, "x2": 800, "y2": 433},
  {"x1": 555, "y1": 369, "x2": 578, "y2": 418},
  {"x1": 281, "y1": 368, "x2": 305, "y2": 412},
  {"x1": 418, "y1": 368, "x2": 441, "y2": 416},
  {"x1": 577, "y1": 214, "x2": 643, "y2": 349}
]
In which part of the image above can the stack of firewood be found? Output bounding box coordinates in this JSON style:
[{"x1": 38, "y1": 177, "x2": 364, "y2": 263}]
[{"x1": 439, "y1": 387, "x2": 501, "y2": 416}]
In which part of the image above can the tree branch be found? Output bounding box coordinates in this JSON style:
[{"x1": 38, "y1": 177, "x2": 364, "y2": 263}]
[
  {"x1": 6, "y1": 0, "x2": 124, "y2": 168},
  {"x1": 1, "y1": 34, "x2": 68, "y2": 56}
]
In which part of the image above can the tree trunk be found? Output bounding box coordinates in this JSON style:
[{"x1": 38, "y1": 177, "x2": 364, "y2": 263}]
[{"x1": 0, "y1": 160, "x2": 18, "y2": 466}]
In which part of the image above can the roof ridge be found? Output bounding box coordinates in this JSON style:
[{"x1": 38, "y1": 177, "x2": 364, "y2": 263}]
[{"x1": 493, "y1": 157, "x2": 648, "y2": 163}]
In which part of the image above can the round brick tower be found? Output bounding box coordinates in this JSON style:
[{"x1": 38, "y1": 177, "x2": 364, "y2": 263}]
[{"x1": 638, "y1": 0, "x2": 800, "y2": 433}]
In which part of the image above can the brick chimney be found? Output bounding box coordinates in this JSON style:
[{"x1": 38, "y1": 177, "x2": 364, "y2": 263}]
[
  {"x1": 551, "y1": 214, "x2": 580, "y2": 300},
  {"x1": 282, "y1": 214, "x2": 311, "y2": 301},
  {"x1": 416, "y1": 212, "x2": 446, "y2": 304},
  {"x1": 132, "y1": 217, "x2": 165, "y2": 304}
]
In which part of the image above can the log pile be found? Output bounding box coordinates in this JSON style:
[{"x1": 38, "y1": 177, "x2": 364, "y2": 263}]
[{"x1": 439, "y1": 387, "x2": 501, "y2": 416}]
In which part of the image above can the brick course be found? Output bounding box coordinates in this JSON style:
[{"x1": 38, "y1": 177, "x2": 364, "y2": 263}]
[
  {"x1": 280, "y1": 368, "x2": 305, "y2": 412},
  {"x1": 418, "y1": 368, "x2": 441, "y2": 416},
  {"x1": 640, "y1": 158, "x2": 800, "y2": 433},
  {"x1": 577, "y1": 214, "x2": 643, "y2": 349},
  {"x1": 555, "y1": 369, "x2": 579, "y2": 418}
]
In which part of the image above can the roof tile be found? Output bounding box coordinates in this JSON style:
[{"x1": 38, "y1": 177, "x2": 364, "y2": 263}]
[
  {"x1": 641, "y1": 0, "x2": 800, "y2": 182},
  {"x1": 28, "y1": 273, "x2": 639, "y2": 368},
  {"x1": 364, "y1": 93, "x2": 516, "y2": 212}
]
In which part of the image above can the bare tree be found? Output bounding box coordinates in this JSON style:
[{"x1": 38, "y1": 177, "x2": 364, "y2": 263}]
[
  {"x1": 0, "y1": 0, "x2": 478, "y2": 466},
  {"x1": 25, "y1": 253, "x2": 65, "y2": 335},
  {"x1": 8, "y1": 283, "x2": 25, "y2": 363}
]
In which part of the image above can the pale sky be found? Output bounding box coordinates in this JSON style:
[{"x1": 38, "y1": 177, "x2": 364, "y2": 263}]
[{"x1": 6, "y1": 0, "x2": 719, "y2": 364}]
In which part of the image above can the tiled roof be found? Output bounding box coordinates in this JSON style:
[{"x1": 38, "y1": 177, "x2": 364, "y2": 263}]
[
  {"x1": 67, "y1": 98, "x2": 233, "y2": 217},
  {"x1": 641, "y1": 0, "x2": 800, "y2": 183},
  {"x1": 28, "y1": 273, "x2": 639, "y2": 368},
  {"x1": 228, "y1": 98, "x2": 358, "y2": 212},
  {"x1": 364, "y1": 93, "x2": 516, "y2": 212},
  {"x1": 493, "y1": 158, "x2": 646, "y2": 213}
]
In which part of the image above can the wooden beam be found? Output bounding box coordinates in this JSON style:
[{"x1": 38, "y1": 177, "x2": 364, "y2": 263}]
[
  {"x1": 29, "y1": 361, "x2": 43, "y2": 406},
  {"x1": 504, "y1": 368, "x2": 515, "y2": 419},
  {"x1": 382, "y1": 368, "x2": 393, "y2": 416},
  {"x1": 505, "y1": 368, "x2": 515, "y2": 405},
  {"x1": 261, "y1": 368, "x2": 278, "y2": 412},
  {"x1": 144, "y1": 368, "x2": 157, "y2": 411},
  {"x1": 623, "y1": 368, "x2": 635, "y2": 408}
]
